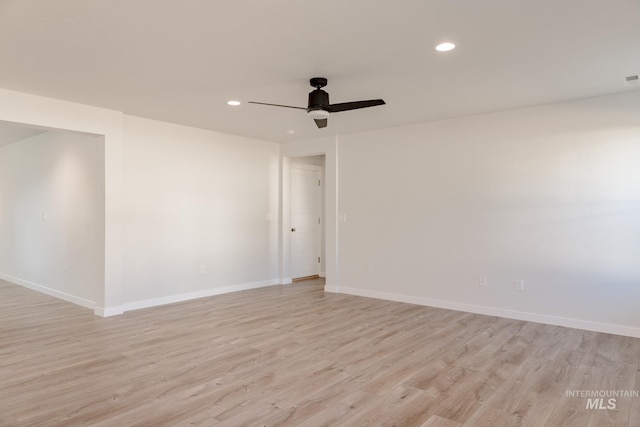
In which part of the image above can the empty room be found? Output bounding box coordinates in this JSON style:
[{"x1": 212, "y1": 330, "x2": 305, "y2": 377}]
[{"x1": 1, "y1": 1, "x2": 639, "y2": 426}]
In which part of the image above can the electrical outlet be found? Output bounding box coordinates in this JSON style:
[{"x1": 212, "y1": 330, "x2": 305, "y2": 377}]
[
  {"x1": 479, "y1": 275, "x2": 488, "y2": 287},
  {"x1": 367, "y1": 265, "x2": 375, "y2": 274},
  {"x1": 200, "y1": 265, "x2": 206, "y2": 274},
  {"x1": 515, "y1": 280, "x2": 524, "y2": 291}
]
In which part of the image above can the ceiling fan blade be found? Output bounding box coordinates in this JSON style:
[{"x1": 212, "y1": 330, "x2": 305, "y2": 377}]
[
  {"x1": 326, "y1": 99, "x2": 385, "y2": 113},
  {"x1": 314, "y1": 118, "x2": 328, "y2": 128},
  {"x1": 248, "y1": 101, "x2": 306, "y2": 110}
]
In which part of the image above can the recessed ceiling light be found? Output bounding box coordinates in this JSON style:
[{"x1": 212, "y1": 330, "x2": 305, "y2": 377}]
[
  {"x1": 227, "y1": 100, "x2": 241, "y2": 106},
  {"x1": 435, "y1": 42, "x2": 456, "y2": 52},
  {"x1": 287, "y1": 129, "x2": 295, "y2": 135}
]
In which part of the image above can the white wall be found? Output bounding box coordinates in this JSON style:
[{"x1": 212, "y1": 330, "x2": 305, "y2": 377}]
[
  {"x1": 0, "y1": 131, "x2": 105, "y2": 306},
  {"x1": 334, "y1": 90, "x2": 640, "y2": 336},
  {"x1": 121, "y1": 116, "x2": 280, "y2": 307},
  {"x1": 3, "y1": 86, "x2": 639, "y2": 337},
  {"x1": 0, "y1": 88, "x2": 281, "y2": 314}
]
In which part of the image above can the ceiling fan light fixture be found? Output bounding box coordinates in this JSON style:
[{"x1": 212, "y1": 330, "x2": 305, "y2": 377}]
[
  {"x1": 435, "y1": 42, "x2": 456, "y2": 52},
  {"x1": 307, "y1": 109, "x2": 330, "y2": 120}
]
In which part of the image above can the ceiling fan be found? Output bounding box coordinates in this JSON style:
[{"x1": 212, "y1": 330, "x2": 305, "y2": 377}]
[{"x1": 249, "y1": 77, "x2": 385, "y2": 128}]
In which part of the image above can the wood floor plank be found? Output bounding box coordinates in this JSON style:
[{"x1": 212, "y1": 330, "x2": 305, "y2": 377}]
[
  {"x1": 1, "y1": 277, "x2": 639, "y2": 426},
  {"x1": 421, "y1": 414, "x2": 463, "y2": 427}
]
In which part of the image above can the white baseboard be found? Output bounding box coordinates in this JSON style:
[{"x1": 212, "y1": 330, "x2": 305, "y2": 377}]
[
  {"x1": 94, "y1": 306, "x2": 124, "y2": 317},
  {"x1": 1, "y1": 273, "x2": 285, "y2": 317},
  {"x1": 319, "y1": 272, "x2": 326, "y2": 278},
  {"x1": 122, "y1": 279, "x2": 282, "y2": 312},
  {"x1": 0, "y1": 273, "x2": 95, "y2": 310},
  {"x1": 325, "y1": 285, "x2": 339, "y2": 293},
  {"x1": 281, "y1": 277, "x2": 293, "y2": 285},
  {"x1": 326, "y1": 286, "x2": 640, "y2": 339}
]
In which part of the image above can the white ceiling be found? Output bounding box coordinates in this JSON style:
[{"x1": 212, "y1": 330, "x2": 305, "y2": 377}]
[{"x1": 0, "y1": 0, "x2": 638, "y2": 143}]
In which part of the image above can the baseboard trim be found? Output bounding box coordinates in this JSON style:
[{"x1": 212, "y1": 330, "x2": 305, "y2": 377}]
[
  {"x1": 94, "y1": 306, "x2": 124, "y2": 317},
  {"x1": 281, "y1": 277, "x2": 293, "y2": 285},
  {"x1": 324, "y1": 285, "x2": 339, "y2": 293},
  {"x1": 0, "y1": 273, "x2": 95, "y2": 310},
  {"x1": 326, "y1": 286, "x2": 640, "y2": 339},
  {"x1": 319, "y1": 272, "x2": 326, "y2": 278},
  {"x1": 0, "y1": 273, "x2": 286, "y2": 317},
  {"x1": 122, "y1": 279, "x2": 282, "y2": 312},
  {"x1": 292, "y1": 274, "x2": 319, "y2": 282}
]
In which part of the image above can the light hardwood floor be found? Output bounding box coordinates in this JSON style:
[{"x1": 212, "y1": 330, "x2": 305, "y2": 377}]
[{"x1": 1, "y1": 278, "x2": 639, "y2": 426}]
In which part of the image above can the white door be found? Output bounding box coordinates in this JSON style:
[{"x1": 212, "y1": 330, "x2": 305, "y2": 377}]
[{"x1": 291, "y1": 163, "x2": 321, "y2": 279}]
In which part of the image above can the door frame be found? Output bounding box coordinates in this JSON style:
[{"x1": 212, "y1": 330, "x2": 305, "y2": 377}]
[
  {"x1": 280, "y1": 154, "x2": 327, "y2": 284},
  {"x1": 290, "y1": 162, "x2": 322, "y2": 280}
]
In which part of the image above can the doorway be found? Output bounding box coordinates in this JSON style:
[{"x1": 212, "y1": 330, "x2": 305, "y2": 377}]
[
  {"x1": 0, "y1": 121, "x2": 105, "y2": 308},
  {"x1": 290, "y1": 158, "x2": 324, "y2": 280}
]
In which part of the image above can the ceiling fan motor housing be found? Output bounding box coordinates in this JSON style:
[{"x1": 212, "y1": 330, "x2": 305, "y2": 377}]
[{"x1": 308, "y1": 89, "x2": 330, "y2": 112}]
